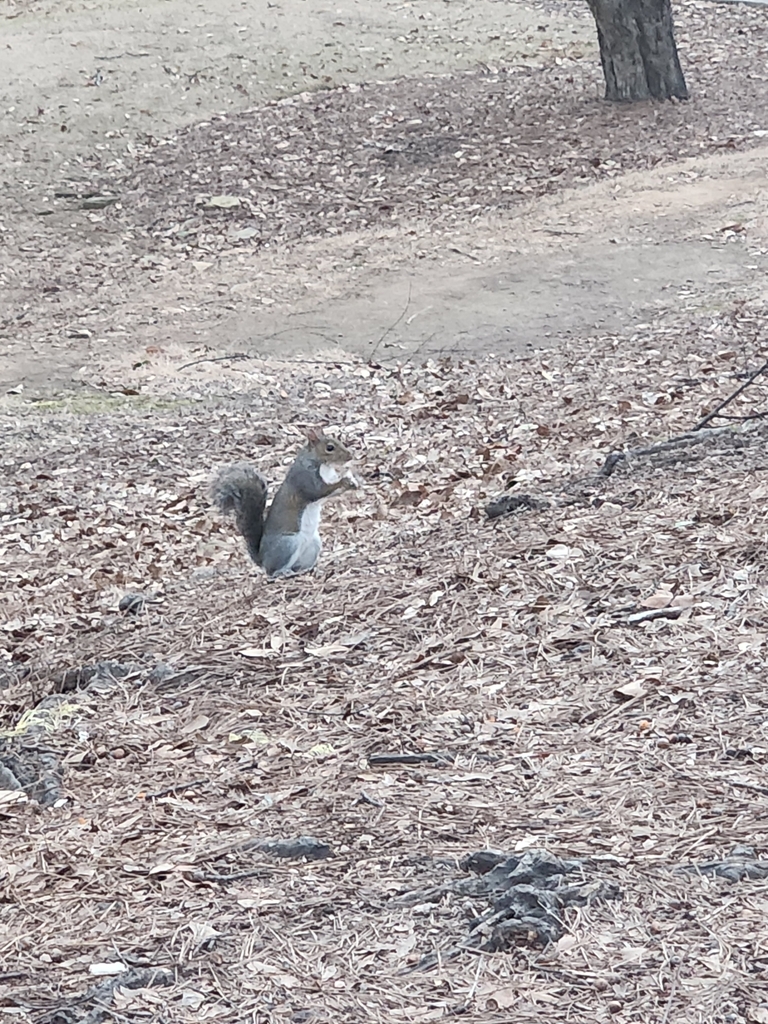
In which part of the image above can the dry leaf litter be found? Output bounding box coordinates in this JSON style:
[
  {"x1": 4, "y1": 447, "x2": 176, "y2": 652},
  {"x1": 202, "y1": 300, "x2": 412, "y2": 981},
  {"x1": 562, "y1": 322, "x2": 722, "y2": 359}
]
[
  {"x1": 4, "y1": 300, "x2": 768, "y2": 1022},
  {"x1": 3, "y1": 1, "x2": 768, "y2": 1021}
]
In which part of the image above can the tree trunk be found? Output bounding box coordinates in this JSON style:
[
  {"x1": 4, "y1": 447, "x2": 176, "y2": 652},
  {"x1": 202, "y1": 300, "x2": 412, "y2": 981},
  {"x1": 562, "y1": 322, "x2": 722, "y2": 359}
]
[{"x1": 587, "y1": 0, "x2": 688, "y2": 102}]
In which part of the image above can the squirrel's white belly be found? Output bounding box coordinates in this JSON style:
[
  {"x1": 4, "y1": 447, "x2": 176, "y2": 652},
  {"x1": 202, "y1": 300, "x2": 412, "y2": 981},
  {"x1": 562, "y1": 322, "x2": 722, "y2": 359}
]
[{"x1": 286, "y1": 500, "x2": 323, "y2": 572}]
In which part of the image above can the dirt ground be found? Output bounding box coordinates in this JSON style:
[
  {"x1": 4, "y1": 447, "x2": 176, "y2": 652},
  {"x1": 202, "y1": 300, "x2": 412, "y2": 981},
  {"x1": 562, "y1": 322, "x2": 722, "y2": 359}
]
[
  {"x1": 0, "y1": 0, "x2": 594, "y2": 389},
  {"x1": 2, "y1": 0, "x2": 767, "y2": 392},
  {"x1": 4, "y1": 0, "x2": 768, "y2": 1022}
]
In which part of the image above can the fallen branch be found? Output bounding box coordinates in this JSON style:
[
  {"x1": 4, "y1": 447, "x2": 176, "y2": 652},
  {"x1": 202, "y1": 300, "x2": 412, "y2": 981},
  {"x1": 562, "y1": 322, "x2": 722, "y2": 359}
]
[
  {"x1": 692, "y1": 356, "x2": 768, "y2": 431},
  {"x1": 487, "y1": 349, "x2": 768, "y2": 519},
  {"x1": 144, "y1": 779, "x2": 207, "y2": 800},
  {"x1": 599, "y1": 424, "x2": 739, "y2": 479},
  {"x1": 626, "y1": 606, "x2": 683, "y2": 625},
  {"x1": 368, "y1": 752, "x2": 455, "y2": 767},
  {"x1": 191, "y1": 867, "x2": 272, "y2": 883},
  {"x1": 368, "y1": 282, "x2": 412, "y2": 364}
]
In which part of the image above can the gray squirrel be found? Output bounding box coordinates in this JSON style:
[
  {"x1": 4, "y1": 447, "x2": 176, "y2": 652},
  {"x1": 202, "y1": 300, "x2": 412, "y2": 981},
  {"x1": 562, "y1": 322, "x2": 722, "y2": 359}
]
[{"x1": 211, "y1": 429, "x2": 359, "y2": 577}]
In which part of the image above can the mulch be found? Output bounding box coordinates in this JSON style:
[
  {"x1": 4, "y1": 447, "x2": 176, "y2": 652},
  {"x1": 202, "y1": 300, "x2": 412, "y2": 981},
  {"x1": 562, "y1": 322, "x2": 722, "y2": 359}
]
[{"x1": 3, "y1": 294, "x2": 768, "y2": 1021}]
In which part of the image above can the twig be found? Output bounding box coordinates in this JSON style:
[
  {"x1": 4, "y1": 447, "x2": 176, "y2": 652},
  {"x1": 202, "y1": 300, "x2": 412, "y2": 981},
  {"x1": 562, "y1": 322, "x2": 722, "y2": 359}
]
[
  {"x1": 699, "y1": 0, "x2": 768, "y2": 9},
  {"x1": 726, "y1": 778, "x2": 768, "y2": 798},
  {"x1": 95, "y1": 52, "x2": 151, "y2": 60},
  {"x1": 144, "y1": 779, "x2": 207, "y2": 800},
  {"x1": 448, "y1": 246, "x2": 481, "y2": 262},
  {"x1": 368, "y1": 282, "x2": 412, "y2": 364},
  {"x1": 692, "y1": 357, "x2": 768, "y2": 431},
  {"x1": 599, "y1": 424, "x2": 739, "y2": 478},
  {"x1": 191, "y1": 868, "x2": 271, "y2": 883},
  {"x1": 710, "y1": 411, "x2": 768, "y2": 422},
  {"x1": 177, "y1": 352, "x2": 250, "y2": 371},
  {"x1": 178, "y1": 343, "x2": 361, "y2": 373},
  {"x1": 593, "y1": 691, "x2": 648, "y2": 725},
  {"x1": 368, "y1": 752, "x2": 455, "y2": 766},
  {"x1": 673, "y1": 769, "x2": 768, "y2": 798},
  {"x1": 660, "y1": 969, "x2": 678, "y2": 1024},
  {"x1": 466, "y1": 953, "x2": 485, "y2": 1002},
  {"x1": 358, "y1": 789, "x2": 384, "y2": 807}
]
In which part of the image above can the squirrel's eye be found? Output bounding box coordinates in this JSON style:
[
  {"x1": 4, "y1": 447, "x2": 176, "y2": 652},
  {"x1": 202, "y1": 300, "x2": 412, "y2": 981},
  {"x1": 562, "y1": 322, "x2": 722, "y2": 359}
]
[{"x1": 326, "y1": 443, "x2": 335, "y2": 453}]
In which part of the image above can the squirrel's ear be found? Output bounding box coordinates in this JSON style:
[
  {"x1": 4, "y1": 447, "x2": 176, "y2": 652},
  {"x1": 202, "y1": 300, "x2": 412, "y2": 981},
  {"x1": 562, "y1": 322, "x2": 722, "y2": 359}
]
[{"x1": 307, "y1": 427, "x2": 324, "y2": 443}]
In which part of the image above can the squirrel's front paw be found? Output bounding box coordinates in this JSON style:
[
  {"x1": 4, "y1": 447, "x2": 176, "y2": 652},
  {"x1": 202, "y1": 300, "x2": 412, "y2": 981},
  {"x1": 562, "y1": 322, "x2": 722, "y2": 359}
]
[{"x1": 343, "y1": 469, "x2": 361, "y2": 489}]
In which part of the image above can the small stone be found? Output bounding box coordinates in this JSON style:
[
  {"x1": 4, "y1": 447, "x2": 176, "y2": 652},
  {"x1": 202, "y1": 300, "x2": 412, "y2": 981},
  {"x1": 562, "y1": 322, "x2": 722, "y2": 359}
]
[
  {"x1": 671, "y1": 732, "x2": 693, "y2": 744},
  {"x1": 730, "y1": 844, "x2": 755, "y2": 859},
  {"x1": 119, "y1": 592, "x2": 147, "y2": 615}
]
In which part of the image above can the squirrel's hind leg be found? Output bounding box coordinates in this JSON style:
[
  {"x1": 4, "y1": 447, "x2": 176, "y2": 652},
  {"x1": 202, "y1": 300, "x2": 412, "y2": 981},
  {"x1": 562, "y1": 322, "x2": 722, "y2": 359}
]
[
  {"x1": 262, "y1": 534, "x2": 321, "y2": 578},
  {"x1": 261, "y1": 534, "x2": 301, "y2": 578}
]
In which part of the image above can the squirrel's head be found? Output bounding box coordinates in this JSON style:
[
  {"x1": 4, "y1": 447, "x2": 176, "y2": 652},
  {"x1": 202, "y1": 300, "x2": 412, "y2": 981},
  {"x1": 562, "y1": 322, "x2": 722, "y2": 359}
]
[{"x1": 306, "y1": 428, "x2": 353, "y2": 465}]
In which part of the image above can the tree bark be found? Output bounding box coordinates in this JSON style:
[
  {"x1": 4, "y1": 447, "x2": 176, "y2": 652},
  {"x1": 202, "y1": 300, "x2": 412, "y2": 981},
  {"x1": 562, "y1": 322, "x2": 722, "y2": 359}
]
[{"x1": 586, "y1": 0, "x2": 688, "y2": 102}]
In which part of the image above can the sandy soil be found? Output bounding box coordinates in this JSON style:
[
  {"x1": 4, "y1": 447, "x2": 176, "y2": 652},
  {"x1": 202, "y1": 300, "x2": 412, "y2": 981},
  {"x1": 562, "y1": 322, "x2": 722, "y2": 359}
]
[
  {"x1": 2, "y1": 0, "x2": 767, "y2": 394},
  {"x1": 0, "y1": 0, "x2": 594, "y2": 390}
]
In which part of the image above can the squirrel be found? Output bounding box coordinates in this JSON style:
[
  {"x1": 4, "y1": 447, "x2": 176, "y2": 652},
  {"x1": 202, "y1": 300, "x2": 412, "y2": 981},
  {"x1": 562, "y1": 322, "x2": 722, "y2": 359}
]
[{"x1": 211, "y1": 428, "x2": 359, "y2": 578}]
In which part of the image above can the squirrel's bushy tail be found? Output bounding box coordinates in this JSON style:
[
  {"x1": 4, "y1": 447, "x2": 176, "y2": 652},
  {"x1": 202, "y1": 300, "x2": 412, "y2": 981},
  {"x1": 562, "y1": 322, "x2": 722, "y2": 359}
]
[{"x1": 211, "y1": 463, "x2": 268, "y2": 565}]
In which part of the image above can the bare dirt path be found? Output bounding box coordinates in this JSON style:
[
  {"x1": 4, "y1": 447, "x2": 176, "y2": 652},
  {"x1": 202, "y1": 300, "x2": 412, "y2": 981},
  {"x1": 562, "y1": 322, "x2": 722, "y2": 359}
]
[
  {"x1": 215, "y1": 150, "x2": 768, "y2": 362},
  {"x1": 0, "y1": 0, "x2": 595, "y2": 391},
  {"x1": 3, "y1": 0, "x2": 767, "y2": 395},
  {"x1": 0, "y1": 0, "x2": 593, "y2": 387},
  {"x1": 3, "y1": 141, "x2": 767, "y2": 390}
]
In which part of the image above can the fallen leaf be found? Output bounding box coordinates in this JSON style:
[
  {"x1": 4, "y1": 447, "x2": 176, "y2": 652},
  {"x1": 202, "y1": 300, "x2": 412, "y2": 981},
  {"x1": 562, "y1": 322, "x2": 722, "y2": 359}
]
[
  {"x1": 483, "y1": 986, "x2": 518, "y2": 1010},
  {"x1": 206, "y1": 195, "x2": 241, "y2": 208},
  {"x1": 188, "y1": 922, "x2": 220, "y2": 945},
  {"x1": 89, "y1": 962, "x2": 127, "y2": 976},
  {"x1": 614, "y1": 680, "x2": 647, "y2": 700}
]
